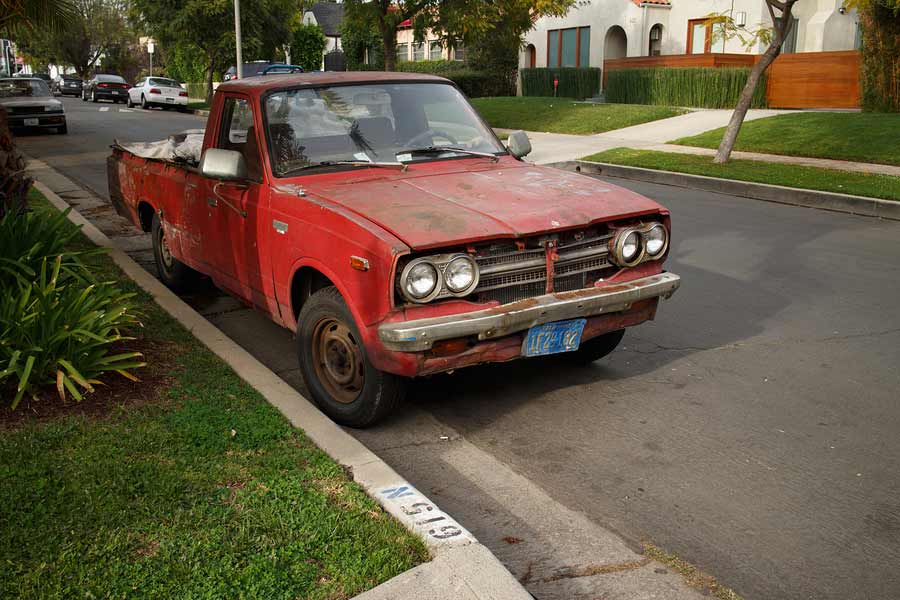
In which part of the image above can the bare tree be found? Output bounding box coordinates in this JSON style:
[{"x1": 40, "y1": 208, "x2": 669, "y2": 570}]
[{"x1": 710, "y1": 0, "x2": 799, "y2": 163}]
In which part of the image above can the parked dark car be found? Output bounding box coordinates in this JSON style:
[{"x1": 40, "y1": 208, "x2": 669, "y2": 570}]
[
  {"x1": 223, "y1": 61, "x2": 303, "y2": 80},
  {"x1": 52, "y1": 75, "x2": 83, "y2": 97},
  {"x1": 82, "y1": 73, "x2": 130, "y2": 103},
  {"x1": 0, "y1": 77, "x2": 67, "y2": 134}
]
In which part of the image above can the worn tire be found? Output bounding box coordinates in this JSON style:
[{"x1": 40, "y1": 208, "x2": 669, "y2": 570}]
[
  {"x1": 297, "y1": 286, "x2": 406, "y2": 427},
  {"x1": 565, "y1": 329, "x2": 626, "y2": 365},
  {"x1": 151, "y1": 213, "x2": 197, "y2": 293}
]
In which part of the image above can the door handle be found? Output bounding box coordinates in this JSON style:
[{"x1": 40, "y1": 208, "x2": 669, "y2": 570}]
[{"x1": 212, "y1": 183, "x2": 248, "y2": 218}]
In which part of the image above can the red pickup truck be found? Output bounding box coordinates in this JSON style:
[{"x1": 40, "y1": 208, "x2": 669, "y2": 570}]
[{"x1": 108, "y1": 72, "x2": 680, "y2": 426}]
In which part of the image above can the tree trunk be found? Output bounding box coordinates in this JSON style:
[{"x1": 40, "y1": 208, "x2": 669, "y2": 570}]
[
  {"x1": 714, "y1": 6, "x2": 794, "y2": 164},
  {"x1": 712, "y1": 49, "x2": 778, "y2": 163},
  {"x1": 205, "y1": 62, "x2": 215, "y2": 105},
  {"x1": 380, "y1": 20, "x2": 396, "y2": 71}
]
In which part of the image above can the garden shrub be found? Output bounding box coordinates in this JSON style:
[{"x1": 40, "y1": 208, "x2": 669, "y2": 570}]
[
  {"x1": 0, "y1": 209, "x2": 144, "y2": 407},
  {"x1": 397, "y1": 62, "x2": 513, "y2": 97},
  {"x1": 604, "y1": 67, "x2": 767, "y2": 109},
  {"x1": 520, "y1": 68, "x2": 602, "y2": 100}
]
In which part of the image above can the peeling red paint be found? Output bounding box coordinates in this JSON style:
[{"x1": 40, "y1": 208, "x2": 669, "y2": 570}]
[{"x1": 105, "y1": 75, "x2": 676, "y2": 381}]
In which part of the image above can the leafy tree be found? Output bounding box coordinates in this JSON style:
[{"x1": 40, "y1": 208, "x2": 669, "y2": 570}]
[
  {"x1": 343, "y1": 0, "x2": 429, "y2": 72},
  {"x1": 705, "y1": 1, "x2": 801, "y2": 163},
  {"x1": 343, "y1": 0, "x2": 577, "y2": 72},
  {"x1": 14, "y1": 0, "x2": 135, "y2": 78},
  {"x1": 291, "y1": 23, "x2": 327, "y2": 71},
  {"x1": 849, "y1": 0, "x2": 900, "y2": 111},
  {"x1": 341, "y1": 17, "x2": 382, "y2": 70},
  {"x1": 134, "y1": 0, "x2": 293, "y2": 102}
]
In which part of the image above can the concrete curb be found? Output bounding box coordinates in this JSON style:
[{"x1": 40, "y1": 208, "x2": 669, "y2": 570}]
[
  {"x1": 547, "y1": 160, "x2": 900, "y2": 222},
  {"x1": 31, "y1": 177, "x2": 532, "y2": 600}
]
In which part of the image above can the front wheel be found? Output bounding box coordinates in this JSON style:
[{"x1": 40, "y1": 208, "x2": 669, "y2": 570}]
[
  {"x1": 141, "y1": 95, "x2": 149, "y2": 109},
  {"x1": 564, "y1": 329, "x2": 626, "y2": 366},
  {"x1": 151, "y1": 214, "x2": 198, "y2": 293},
  {"x1": 297, "y1": 287, "x2": 406, "y2": 427}
]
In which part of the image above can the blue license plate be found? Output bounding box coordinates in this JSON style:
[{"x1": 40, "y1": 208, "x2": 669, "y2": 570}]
[{"x1": 522, "y1": 319, "x2": 586, "y2": 357}]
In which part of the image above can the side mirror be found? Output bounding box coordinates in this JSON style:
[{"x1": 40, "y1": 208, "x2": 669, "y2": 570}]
[
  {"x1": 506, "y1": 130, "x2": 532, "y2": 159},
  {"x1": 200, "y1": 148, "x2": 248, "y2": 181}
]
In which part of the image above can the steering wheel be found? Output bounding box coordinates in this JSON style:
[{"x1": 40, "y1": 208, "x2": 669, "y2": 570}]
[{"x1": 405, "y1": 129, "x2": 459, "y2": 148}]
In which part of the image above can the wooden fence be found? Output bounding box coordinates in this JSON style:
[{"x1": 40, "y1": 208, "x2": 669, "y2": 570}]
[{"x1": 602, "y1": 50, "x2": 861, "y2": 109}]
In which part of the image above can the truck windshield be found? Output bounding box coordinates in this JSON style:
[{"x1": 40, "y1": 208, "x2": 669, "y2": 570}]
[{"x1": 263, "y1": 82, "x2": 505, "y2": 177}]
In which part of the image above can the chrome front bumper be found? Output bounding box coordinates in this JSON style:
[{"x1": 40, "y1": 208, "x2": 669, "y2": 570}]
[{"x1": 379, "y1": 272, "x2": 681, "y2": 352}]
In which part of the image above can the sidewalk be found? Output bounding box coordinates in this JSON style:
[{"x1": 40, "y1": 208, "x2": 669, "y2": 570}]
[
  {"x1": 518, "y1": 108, "x2": 790, "y2": 164},
  {"x1": 514, "y1": 108, "x2": 899, "y2": 179}
]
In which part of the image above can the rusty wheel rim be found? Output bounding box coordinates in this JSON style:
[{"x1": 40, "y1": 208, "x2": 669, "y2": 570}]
[
  {"x1": 312, "y1": 317, "x2": 364, "y2": 405},
  {"x1": 158, "y1": 228, "x2": 174, "y2": 269}
]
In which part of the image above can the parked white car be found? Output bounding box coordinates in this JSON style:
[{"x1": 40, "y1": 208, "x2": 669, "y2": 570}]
[{"x1": 127, "y1": 77, "x2": 189, "y2": 111}]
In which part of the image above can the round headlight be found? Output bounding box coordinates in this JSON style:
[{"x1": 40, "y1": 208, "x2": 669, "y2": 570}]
[
  {"x1": 444, "y1": 255, "x2": 478, "y2": 294},
  {"x1": 645, "y1": 224, "x2": 667, "y2": 256},
  {"x1": 402, "y1": 260, "x2": 440, "y2": 301},
  {"x1": 621, "y1": 231, "x2": 641, "y2": 262}
]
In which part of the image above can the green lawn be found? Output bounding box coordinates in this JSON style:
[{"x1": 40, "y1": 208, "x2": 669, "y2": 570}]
[
  {"x1": 583, "y1": 148, "x2": 900, "y2": 202},
  {"x1": 672, "y1": 112, "x2": 900, "y2": 166},
  {"x1": 0, "y1": 191, "x2": 428, "y2": 599},
  {"x1": 471, "y1": 97, "x2": 684, "y2": 135}
]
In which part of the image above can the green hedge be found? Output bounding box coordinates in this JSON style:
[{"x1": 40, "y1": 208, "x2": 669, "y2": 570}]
[
  {"x1": 184, "y1": 82, "x2": 208, "y2": 99},
  {"x1": 520, "y1": 68, "x2": 602, "y2": 99},
  {"x1": 605, "y1": 67, "x2": 768, "y2": 109},
  {"x1": 397, "y1": 61, "x2": 513, "y2": 97}
]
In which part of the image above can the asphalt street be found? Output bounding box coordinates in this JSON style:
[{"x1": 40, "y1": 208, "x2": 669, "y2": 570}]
[{"x1": 16, "y1": 96, "x2": 900, "y2": 600}]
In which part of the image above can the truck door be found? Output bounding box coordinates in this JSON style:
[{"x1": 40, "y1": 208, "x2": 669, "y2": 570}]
[{"x1": 202, "y1": 94, "x2": 270, "y2": 310}]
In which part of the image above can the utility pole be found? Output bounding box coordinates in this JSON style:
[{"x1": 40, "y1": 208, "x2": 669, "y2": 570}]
[
  {"x1": 147, "y1": 41, "x2": 154, "y2": 76},
  {"x1": 234, "y1": 0, "x2": 243, "y2": 78}
]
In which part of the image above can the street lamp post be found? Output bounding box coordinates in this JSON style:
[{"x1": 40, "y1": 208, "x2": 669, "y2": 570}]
[
  {"x1": 147, "y1": 41, "x2": 155, "y2": 76},
  {"x1": 234, "y1": 0, "x2": 243, "y2": 78}
]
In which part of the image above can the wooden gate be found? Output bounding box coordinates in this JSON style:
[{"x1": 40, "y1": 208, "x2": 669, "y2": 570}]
[{"x1": 766, "y1": 50, "x2": 861, "y2": 109}]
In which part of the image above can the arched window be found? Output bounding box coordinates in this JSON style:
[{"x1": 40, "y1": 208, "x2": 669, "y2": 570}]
[{"x1": 526, "y1": 44, "x2": 536, "y2": 68}]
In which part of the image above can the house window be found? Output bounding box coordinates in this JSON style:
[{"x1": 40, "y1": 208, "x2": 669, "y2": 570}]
[
  {"x1": 396, "y1": 43, "x2": 409, "y2": 62},
  {"x1": 413, "y1": 42, "x2": 425, "y2": 61},
  {"x1": 452, "y1": 41, "x2": 465, "y2": 62},
  {"x1": 774, "y1": 17, "x2": 799, "y2": 53},
  {"x1": 547, "y1": 27, "x2": 591, "y2": 67},
  {"x1": 429, "y1": 41, "x2": 442, "y2": 61},
  {"x1": 687, "y1": 19, "x2": 726, "y2": 54}
]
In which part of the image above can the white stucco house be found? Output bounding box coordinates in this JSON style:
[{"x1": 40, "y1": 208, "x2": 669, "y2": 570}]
[
  {"x1": 302, "y1": 2, "x2": 345, "y2": 68},
  {"x1": 520, "y1": 0, "x2": 861, "y2": 69}
]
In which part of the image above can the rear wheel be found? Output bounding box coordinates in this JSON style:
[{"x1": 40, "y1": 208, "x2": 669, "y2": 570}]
[
  {"x1": 297, "y1": 287, "x2": 406, "y2": 427},
  {"x1": 564, "y1": 329, "x2": 626, "y2": 365},
  {"x1": 151, "y1": 213, "x2": 198, "y2": 293}
]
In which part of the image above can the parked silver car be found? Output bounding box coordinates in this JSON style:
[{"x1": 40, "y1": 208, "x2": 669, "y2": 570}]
[{"x1": 0, "y1": 77, "x2": 67, "y2": 134}]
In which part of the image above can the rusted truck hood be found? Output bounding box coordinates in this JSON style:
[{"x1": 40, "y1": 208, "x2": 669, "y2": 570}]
[{"x1": 302, "y1": 162, "x2": 665, "y2": 250}]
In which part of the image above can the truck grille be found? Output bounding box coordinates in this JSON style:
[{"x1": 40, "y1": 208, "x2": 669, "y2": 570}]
[
  {"x1": 396, "y1": 227, "x2": 620, "y2": 307},
  {"x1": 471, "y1": 228, "x2": 616, "y2": 305}
]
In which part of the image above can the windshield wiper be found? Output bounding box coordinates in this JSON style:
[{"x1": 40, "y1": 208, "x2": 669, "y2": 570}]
[
  {"x1": 397, "y1": 146, "x2": 500, "y2": 162},
  {"x1": 280, "y1": 160, "x2": 406, "y2": 176}
]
